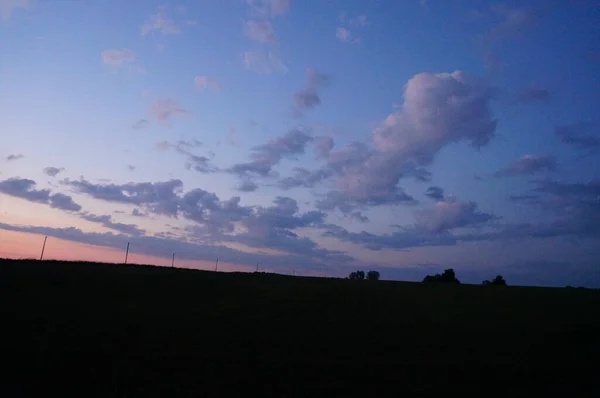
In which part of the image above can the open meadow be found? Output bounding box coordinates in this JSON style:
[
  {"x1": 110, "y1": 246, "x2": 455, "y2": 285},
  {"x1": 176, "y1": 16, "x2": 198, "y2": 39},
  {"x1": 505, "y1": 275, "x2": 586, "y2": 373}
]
[{"x1": 1, "y1": 258, "x2": 599, "y2": 396}]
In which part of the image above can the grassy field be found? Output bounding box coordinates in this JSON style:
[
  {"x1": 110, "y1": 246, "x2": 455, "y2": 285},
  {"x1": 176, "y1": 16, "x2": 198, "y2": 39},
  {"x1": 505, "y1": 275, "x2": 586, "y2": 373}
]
[{"x1": 1, "y1": 259, "x2": 599, "y2": 396}]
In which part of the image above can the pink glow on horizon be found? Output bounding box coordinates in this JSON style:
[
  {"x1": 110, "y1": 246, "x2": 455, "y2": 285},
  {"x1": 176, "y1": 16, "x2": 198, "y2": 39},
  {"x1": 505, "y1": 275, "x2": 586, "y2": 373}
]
[{"x1": 0, "y1": 229, "x2": 255, "y2": 273}]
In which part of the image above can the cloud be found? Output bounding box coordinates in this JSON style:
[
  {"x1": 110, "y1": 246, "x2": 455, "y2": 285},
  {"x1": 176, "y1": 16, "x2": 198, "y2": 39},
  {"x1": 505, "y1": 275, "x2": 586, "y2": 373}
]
[
  {"x1": 80, "y1": 212, "x2": 145, "y2": 236},
  {"x1": 226, "y1": 128, "x2": 239, "y2": 147},
  {"x1": 292, "y1": 68, "x2": 330, "y2": 117},
  {"x1": 43, "y1": 167, "x2": 65, "y2": 177},
  {"x1": 244, "y1": 20, "x2": 276, "y2": 43},
  {"x1": 517, "y1": 87, "x2": 551, "y2": 103},
  {"x1": 241, "y1": 49, "x2": 287, "y2": 75},
  {"x1": 228, "y1": 128, "x2": 313, "y2": 178},
  {"x1": 101, "y1": 49, "x2": 136, "y2": 66},
  {"x1": 277, "y1": 167, "x2": 333, "y2": 190},
  {"x1": 425, "y1": 186, "x2": 445, "y2": 201},
  {"x1": 6, "y1": 154, "x2": 24, "y2": 161},
  {"x1": 194, "y1": 76, "x2": 221, "y2": 91},
  {"x1": 132, "y1": 119, "x2": 148, "y2": 130},
  {"x1": 0, "y1": 0, "x2": 30, "y2": 20},
  {"x1": 555, "y1": 123, "x2": 600, "y2": 153},
  {"x1": 494, "y1": 155, "x2": 557, "y2": 178},
  {"x1": 127, "y1": 165, "x2": 136, "y2": 171},
  {"x1": 336, "y1": 27, "x2": 352, "y2": 42},
  {"x1": 0, "y1": 178, "x2": 81, "y2": 211},
  {"x1": 236, "y1": 179, "x2": 259, "y2": 192},
  {"x1": 415, "y1": 196, "x2": 499, "y2": 233},
  {"x1": 318, "y1": 71, "x2": 496, "y2": 213},
  {"x1": 157, "y1": 140, "x2": 217, "y2": 173},
  {"x1": 141, "y1": 8, "x2": 182, "y2": 36},
  {"x1": 489, "y1": 6, "x2": 540, "y2": 41},
  {"x1": 49, "y1": 193, "x2": 82, "y2": 212},
  {"x1": 149, "y1": 98, "x2": 189, "y2": 124},
  {"x1": 246, "y1": 0, "x2": 290, "y2": 18}
]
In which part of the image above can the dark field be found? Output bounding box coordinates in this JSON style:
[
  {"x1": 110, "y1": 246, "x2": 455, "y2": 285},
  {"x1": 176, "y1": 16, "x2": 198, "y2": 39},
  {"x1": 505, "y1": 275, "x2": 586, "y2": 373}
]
[{"x1": 1, "y1": 259, "x2": 599, "y2": 396}]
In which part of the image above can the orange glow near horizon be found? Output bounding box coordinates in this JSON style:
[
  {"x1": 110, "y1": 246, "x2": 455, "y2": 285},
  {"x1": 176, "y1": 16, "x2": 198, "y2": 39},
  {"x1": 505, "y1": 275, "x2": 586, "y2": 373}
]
[{"x1": 0, "y1": 229, "x2": 255, "y2": 273}]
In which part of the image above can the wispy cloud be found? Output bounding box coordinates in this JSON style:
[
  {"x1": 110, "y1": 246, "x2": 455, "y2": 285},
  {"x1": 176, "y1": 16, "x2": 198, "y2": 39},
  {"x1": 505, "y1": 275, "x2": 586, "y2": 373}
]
[
  {"x1": 244, "y1": 20, "x2": 276, "y2": 43},
  {"x1": 6, "y1": 154, "x2": 24, "y2": 161},
  {"x1": 194, "y1": 76, "x2": 221, "y2": 91},
  {"x1": 241, "y1": 49, "x2": 287, "y2": 75},
  {"x1": 246, "y1": 0, "x2": 290, "y2": 18},
  {"x1": 141, "y1": 7, "x2": 194, "y2": 36},
  {"x1": 132, "y1": 119, "x2": 148, "y2": 130},
  {"x1": 494, "y1": 155, "x2": 557, "y2": 178},
  {"x1": 148, "y1": 98, "x2": 189, "y2": 124},
  {"x1": 0, "y1": 0, "x2": 31, "y2": 20}
]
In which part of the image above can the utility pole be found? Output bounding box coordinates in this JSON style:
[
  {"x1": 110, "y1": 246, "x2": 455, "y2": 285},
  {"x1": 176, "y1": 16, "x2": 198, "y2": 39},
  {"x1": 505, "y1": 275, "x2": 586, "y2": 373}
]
[
  {"x1": 171, "y1": 253, "x2": 175, "y2": 268},
  {"x1": 255, "y1": 262, "x2": 259, "y2": 272},
  {"x1": 124, "y1": 242, "x2": 130, "y2": 264},
  {"x1": 39, "y1": 236, "x2": 47, "y2": 261},
  {"x1": 215, "y1": 258, "x2": 219, "y2": 272}
]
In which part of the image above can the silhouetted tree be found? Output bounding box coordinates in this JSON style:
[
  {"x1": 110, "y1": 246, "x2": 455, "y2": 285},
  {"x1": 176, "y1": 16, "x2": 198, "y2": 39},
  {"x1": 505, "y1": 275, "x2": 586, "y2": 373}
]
[
  {"x1": 366, "y1": 270, "x2": 380, "y2": 281},
  {"x1": 422, "y1": 268, "x2": 460, "y2": 284},
  {"x1": 482, "y1": 275, "x2": 507, "y2": 286},
  {"x1": 348, "y1": 270, "x2": 366, "y2": 280}
]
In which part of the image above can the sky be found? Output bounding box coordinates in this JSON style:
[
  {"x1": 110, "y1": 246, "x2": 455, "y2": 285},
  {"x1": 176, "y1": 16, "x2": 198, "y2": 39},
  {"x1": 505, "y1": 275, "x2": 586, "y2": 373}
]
[{"x1": 1, "y1": 0, "x2": 600, "y2": 287}]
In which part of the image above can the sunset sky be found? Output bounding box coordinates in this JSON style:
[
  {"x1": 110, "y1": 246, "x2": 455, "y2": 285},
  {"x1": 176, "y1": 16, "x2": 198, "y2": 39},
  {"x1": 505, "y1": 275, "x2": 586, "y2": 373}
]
[{"x1": 1, "y1": 0, "x2": 599, "y2": 286}]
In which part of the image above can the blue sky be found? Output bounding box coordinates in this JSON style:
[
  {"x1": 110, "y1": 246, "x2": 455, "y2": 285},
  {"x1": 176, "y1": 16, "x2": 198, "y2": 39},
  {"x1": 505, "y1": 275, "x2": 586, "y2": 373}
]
[{"x1": 1, "y1": 0, "x2": 600, "y2": 287}]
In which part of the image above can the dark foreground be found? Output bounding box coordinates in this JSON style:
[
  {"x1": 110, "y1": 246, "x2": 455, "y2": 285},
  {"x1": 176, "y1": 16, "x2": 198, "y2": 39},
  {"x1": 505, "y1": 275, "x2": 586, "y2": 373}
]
[{"x1": 1, "y1": 259, "x2": 599, "y2": 396}]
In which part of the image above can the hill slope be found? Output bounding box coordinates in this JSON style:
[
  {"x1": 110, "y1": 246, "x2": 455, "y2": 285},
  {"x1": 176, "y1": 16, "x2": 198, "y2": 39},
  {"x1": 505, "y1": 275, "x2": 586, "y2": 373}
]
[{"x1": 1, "y1": 259, "x2": 599, "y2": 396}]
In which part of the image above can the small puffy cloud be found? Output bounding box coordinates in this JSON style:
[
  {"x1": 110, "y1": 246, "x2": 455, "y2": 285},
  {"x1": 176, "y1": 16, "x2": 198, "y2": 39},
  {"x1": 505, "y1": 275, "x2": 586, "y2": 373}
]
[
  {"x1": 43, "y1": 167, "x2": 65, "y2": 177},
  {"x1": 241, "y1": 49, "x2": 288, "y2": 75},
  {"x1": 141, "y1": 8, "x2": 182, "y2": 36},
  {"x1": 236, "y1": 179, "x2": 259, "y2": 192},
  {"x1": 336, "y1": 27, "x2": 352, "y2": 42},
  {"x1": 292, "y1": 68, "x2": 330, "y2": 117},
  {"x1": 1, "y1": 0, "x2": 31, "y2": 20},
  {"x1": 244, "y1": 20, "x2": 276, "y2": 43},
  {"x1": 494, "y1": 155, "x2": 557, "y2": 178},
  {"x1": 149, "y1": 98, "x2": 189, "y2": 124},
  {"x1": 6, "y1": 154, "x2": 24, "y2": 161},
  {"x1": 127, "y1": 165, "x2": 136, "y2": 171},
  {"x1": 101, "y1": 49, "x2": 135, "y2": 66},
  {"x1": 194, "y1": 76, "x2": 221, "y2": 91}
]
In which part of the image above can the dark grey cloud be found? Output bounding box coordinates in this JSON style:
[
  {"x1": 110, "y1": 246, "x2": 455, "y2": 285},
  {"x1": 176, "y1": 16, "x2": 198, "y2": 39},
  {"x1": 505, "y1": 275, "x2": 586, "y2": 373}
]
[
  {"x1": 61, "y1": 177, "x2": 348, "y2": 262},
  {"x1": 494, "y1": 155, "x2": 557, "y2": 178},
  {"x1": 555, "y1": 123, "x2": 600, "y2": 153},
  {"x1": 132, "y1": 119, "x2": 148, "y2": 130},
  {"x1": 292, "y1": 69, "x2": 330, "y2": 117},
  {"x1": 43, "y1": 167, "x2": 65, "y2": 177},
  {"x1": 6, "y1": 154, "x2": 24, "y2": 161},
  {"x1": 277, "y1": 167, "x2": 333, "y2": 190},
  {"x1": 0, "y1": 178, "x2": 81, "y2": 212},
  {"x1": 49, "y1": 193, "x2": 82, "y2": 212},
  {"x1": 517, "y1": 87, "x2": 551, "y2": 103},
  {"x1": 425, "y1": 186, "x2": 444, "y2": 201},
  {"x1": 80, "y1": 212, "x2": 145, "y2": 236},
  {"x1": 228, "y1": 128, "x2": 313, "y2": 178},
  {"x1": 62, "y1": 178, "x2": 183, "y2": 216},
  {"x1": 235, "y1": 179, "x2": 259, "y2": 192}
]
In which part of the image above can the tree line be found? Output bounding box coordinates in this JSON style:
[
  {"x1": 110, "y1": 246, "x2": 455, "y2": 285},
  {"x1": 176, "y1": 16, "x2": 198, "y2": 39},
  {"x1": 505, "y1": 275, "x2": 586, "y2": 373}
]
[{"x1": 346, "y1": 268, "x2": 508, "y2": 286}]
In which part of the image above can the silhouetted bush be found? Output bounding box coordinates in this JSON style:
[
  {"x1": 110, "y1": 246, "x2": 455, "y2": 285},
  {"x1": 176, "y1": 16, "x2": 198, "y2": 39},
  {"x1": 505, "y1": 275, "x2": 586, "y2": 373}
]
[
  {"x1": 366, "y1": 270, "x2": 380, "y2": 281},
  {"x1": 482, "y1": 275, "x2": 507, "y2": 286},
  {"x1": 348, "y1": 270, "x2": 365, "y2": 280},
  {"x1": 422, "y1": 268, "x2": 460, "y2": 284}
]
